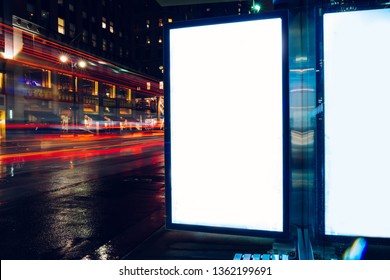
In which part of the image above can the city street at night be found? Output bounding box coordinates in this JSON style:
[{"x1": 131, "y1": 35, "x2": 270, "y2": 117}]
[
  {"x1": 2, "y1": 2, "x2": 390, "y2": 276},
  {"x1": 0, "y1": 132, "x2": 165, "y2": 260}
]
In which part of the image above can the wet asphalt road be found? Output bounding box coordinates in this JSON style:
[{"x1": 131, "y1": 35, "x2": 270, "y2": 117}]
[{"x1": 0, "y1": 134, "x2": 165, "y2": 260}]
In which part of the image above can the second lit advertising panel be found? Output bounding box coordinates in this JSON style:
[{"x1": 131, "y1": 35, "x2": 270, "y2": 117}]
[{"x1": 324, "y1": 8, "x2": 390, "y2": 238}]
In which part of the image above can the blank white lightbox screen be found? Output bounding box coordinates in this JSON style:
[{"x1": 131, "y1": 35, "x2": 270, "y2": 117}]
[
  {"x1": 168, "y1": 17, "x2": 285, "y2": 233},
  {"x1": 324, "y1": 8, "x2": 390, "y2": 238}
]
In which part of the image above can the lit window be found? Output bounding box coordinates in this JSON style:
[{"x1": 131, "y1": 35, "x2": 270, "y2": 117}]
[
  {"x1": 57, "y1": 73, "x2": 73, "y2": 91},
  {"x1": 158, "y1": 19, "x2": 163, "y2": 27},
  {"x1": 42, "y1": 70, "x2": 51, "y2": 88},
  {"x1": 58, "y1": 17, "x2": 65, "y2": 34},
  {"x1": 101, "y1": 83, "x2": 115, "y2": 98},
  {"x1": 168, "y1": 18, "x2": 173, "y2": 23},
  {"x1": 109, "y1": 21, "x2": 114, "y2": 33},
  {"x1": 158, "y1": 36, "x2": 162, "y2": 44},
  {"x1": 146, "y1": 19, "x2": 150, "y2": 28},
  {"x1": 127, "y1": 88, "x2": 131, "y2": 101},
  {"x1": 27, "y1": 3, "x2": 35, "y2": 17},
  {"x1": 82, "y1": 29, "x2": 88, "y2": 43},
  {"x1": 146, "y1": 37, "x2": 151, "y2": 44},
  {"x1": 25, "y1": 67, "x2": 51, "y2": 88},
  {"x1": 94, "y1": 81, "x2": 99, "y2": 95},
  {"x1": 102, "y1": 39, "x2": 107, "y2": 51},
  {"x1": 41, "y1": 10, "x2": 49, "y2": 19},
  {"x1": 80, "y1": 78, "x2": 97, "y2": 95},
  {"x1": 102, "y1": 17, "x2": 106, "y2": 29},
  {"x1": 69, "y1": 23, "x2": 75, "y2": 38},
  {"x1": 146, "y1": 82, "x2": 151, "y2": 90},
  {"x1": 92, "y1": 33, "x2": 97, "y2": 47}
]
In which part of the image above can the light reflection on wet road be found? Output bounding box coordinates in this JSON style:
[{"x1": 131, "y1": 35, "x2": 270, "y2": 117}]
[{"x1": 0, "y1": 134, "x2": 165, "y2": 259}]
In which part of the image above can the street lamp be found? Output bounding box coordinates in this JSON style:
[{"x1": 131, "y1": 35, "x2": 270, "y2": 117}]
[
  {"x1": 60, "y1": 54, "x2": 87, "y2": 69},
  {"x1": 59, "y1": 54, "x2": 68, "y2": 63},
  {"x1": 59, "y1": 54, "x2": 87, "y2": 133},
  {"x1": 251, "y1": 0, "x2": 261, "y2": 13},
  {"x1": 78, "y1": 60, "x2": 87, "y2": 68}
]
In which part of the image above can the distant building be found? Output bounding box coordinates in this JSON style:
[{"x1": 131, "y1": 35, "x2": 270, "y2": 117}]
[
  {"x1": 0, "y1": 0, "x2": 277, "y2": 79},
  {"x1": 1, "y1": 0, "x2": 135, "y2": 71},
  {"x1": 131, "y1": 0, "x2": 275, "y2": 79},
  {"x1": 0, "y1": 0, "x2": 164, "y2": 142}
]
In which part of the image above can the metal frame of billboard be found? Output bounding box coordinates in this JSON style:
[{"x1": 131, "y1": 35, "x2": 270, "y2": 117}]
[{"x1": 164, "y1": 10, "x2": 290, "y2": 239}]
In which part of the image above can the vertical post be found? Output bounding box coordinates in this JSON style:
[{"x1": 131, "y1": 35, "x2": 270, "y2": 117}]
[
  {"x1": 59, "y1": 55, "x2": 86, "y2": 135},
  {"x1": 72, "y1": 65, "x2": 77, "y2": 134}
]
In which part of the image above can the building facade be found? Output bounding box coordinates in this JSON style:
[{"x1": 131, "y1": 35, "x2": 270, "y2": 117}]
[
  {"x1": 131, "y1": 0, "x2": 268, "y2": 78},
  {"x1": 1, "y1": 0, "x2": 271, "y2": 79},
  {"x1": 0, "y1": 23, "x2": 163, "y2": 142},
  {"x1": 1, "y1": 0, "x2": 135, "y2": 70}
]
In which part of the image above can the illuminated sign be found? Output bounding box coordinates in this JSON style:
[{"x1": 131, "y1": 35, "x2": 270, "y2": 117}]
[
  {"x1": 165, "y1": 13, "x2": 289, "y2": 237},
  {"x1": 324, "y1": 8, "x2": 390, "y2": 238}
]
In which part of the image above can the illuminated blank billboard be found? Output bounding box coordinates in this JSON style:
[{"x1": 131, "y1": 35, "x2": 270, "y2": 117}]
[
  {"x1": 324, "y1": 8, "x2": 390, "y2": 238},
  {"x1": 164, "y1": 13, "x2": 289, "y2": 237}
]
